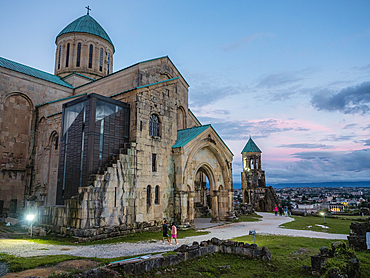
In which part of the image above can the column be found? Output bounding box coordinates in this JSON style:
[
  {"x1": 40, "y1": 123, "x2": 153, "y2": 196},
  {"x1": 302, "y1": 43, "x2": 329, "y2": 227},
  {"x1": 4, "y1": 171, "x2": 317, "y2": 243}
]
[
  {"x1": 211, "y1": 190, "x2": 219, "y2": 222},
  {"x1": 228, "y1": 189, "x2": 234, "y2": 217},
  {"x1": 180, "y1": 191, "x2": 188, "y2": 227},
  {"x1": 188, "y1": 191, "x2": 196, "y2": 226}
]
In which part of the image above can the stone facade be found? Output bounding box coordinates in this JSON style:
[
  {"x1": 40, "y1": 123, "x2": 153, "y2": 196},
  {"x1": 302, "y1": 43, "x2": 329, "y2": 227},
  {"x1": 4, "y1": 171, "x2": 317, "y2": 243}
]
[
  {"x1": 0, "y1": 13, "x2": 234, "y2": 233},
  {"x1": 241, "y1": 138, "x2": 278, "y2": 212}
]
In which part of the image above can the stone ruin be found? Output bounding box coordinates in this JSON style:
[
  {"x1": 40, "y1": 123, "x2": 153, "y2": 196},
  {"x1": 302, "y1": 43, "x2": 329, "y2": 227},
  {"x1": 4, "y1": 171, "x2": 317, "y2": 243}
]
[
  {"x1": 348, "y1": 217, "x2": 370, "y2": 250},
  {"x1": 234, "y1": 203, "x2": 254, "y2": 217},
  {"x1": 309, "y1": 241, "x2": 360, "y2": 278}
]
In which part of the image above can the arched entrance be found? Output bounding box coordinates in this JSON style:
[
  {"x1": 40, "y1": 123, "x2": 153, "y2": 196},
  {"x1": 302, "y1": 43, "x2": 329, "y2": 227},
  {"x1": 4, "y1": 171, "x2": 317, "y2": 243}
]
[{"x1": 193, "y1": 167, "x2": 211, "y2": 218}]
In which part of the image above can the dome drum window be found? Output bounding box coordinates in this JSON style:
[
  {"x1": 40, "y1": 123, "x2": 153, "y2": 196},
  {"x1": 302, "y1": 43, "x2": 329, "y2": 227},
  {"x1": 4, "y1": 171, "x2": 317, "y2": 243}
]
[
  {"x1": 58, "y1": 46, "x2": 61, "y2": 69},
  {"x1": 88, "y1": 44, "x2": 93, "y2": 68},
  {"x1": 65, "y1": 43, "x2": 70, "y2": 67},
  {"x1": 99, "y1": 48, "x2": 103, "y2": 72},
  {"x1": 76, "y1": 43, "x2": 81, "y2": 67}
]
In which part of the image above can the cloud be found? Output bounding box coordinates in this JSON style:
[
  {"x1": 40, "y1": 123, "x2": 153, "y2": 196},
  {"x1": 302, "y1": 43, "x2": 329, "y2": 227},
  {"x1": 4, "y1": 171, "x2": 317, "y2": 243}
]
[
  {"x1": 363, "y1": 124, "x2": 370, "y2": 130},
  {"x1": 322, "y1": 134, "x2": 355, "y2": 142},
  {"x1": 353, "y1": 64, "x2": 370, "y2": 73},
  {"x1": 255, "y1": 149, "x2": 370, "y2": 184},
  {"x1": 211, "y1": 109, "x2": 231, "y2": 115},
  {"x1": 343, "y1": 124, "x2": 357, "y2": 129},
  {"x1": 311, "y1": 81, "x2": 370, "y2": 114},
  {"x1": 197, "y1": 118, "x2": 306, "y2": 140},
  {"x1": 257, "y1": 73, "x2": 304, "y2": 89},
  {"x1": 363, "y1": 139, "x2": 370, "y2": 146},
  {"x1": 278, "y1": 143, "x2": 333, "y2": 149},
  {"x1": 291, "y1": 149, "x2": 370, "y2": 172},
  {"x1": 221, "y1": 33, "x2": 274, "y2": 52},
  {"x1": 189, "y1": 84, "x2": 246, "y2": 107}
]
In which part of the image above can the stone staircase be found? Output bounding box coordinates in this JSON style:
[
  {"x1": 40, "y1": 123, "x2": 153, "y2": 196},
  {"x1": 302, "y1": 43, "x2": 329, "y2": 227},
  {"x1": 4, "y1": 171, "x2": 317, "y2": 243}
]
[
  {"x1": 88, "y1": 143, "x2": 131, "y2": 186},
  {"x1": 194, "y1": 202, "x2": 211, "y2": 218}
]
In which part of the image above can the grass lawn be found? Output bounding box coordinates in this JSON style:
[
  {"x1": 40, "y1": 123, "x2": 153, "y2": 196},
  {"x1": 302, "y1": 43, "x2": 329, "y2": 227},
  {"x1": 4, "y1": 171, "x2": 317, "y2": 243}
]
[
  {"x1": 140, "y1": 235, "x2": 370, "y2": 278},
  {"x1": 0, "y1": 254, "x2": 87, "y2": 273},
  {"x1": 280, "y1": 215, "x2": 352, "y2": 234},
  {"x1": 2, "y1": 234, "x2": 369, "y2": 277},
  {"x1": 1, "y1": 228, "x2": 209, "y2": 246},
  {"x1": 233, "y1": 213, "x2": 262, "y2": 223}
]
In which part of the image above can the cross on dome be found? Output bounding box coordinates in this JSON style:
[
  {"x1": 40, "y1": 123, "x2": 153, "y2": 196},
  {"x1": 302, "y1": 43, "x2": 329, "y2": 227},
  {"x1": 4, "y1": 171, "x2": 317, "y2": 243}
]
[{"x1": 85, "y1": 5, "x2": 91, "y2": 15}]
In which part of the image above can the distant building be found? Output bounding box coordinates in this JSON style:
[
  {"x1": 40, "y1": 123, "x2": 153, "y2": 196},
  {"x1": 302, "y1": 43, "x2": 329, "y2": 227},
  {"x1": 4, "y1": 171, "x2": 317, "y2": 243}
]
[{"x1": 241, "y1": 138, "x2": 278, "y2": 211}]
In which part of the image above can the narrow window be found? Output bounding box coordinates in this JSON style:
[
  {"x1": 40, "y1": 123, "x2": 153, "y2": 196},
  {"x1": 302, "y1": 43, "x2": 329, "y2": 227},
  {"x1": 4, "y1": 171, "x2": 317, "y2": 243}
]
[
  {"x1": 99, "y1": 48, "x2": 103, "y2": 71},
  {"x1": 107, "y1": 53, "x2": 110, "y2": 74},
  {"x1": 147, "y1": 185, "x2": 151, "y2": 208},
  {"x1": 58, "y1": 45, "x2": 61, "y2": 69},
  {"x1": 54, "y1": 134, "x2": 59, "y2": 150},
  {"x1": 140, "y1": 121, "x2": 143, "y2": 131},
  {"x1": 65, "y1": 43, "x2": 70, "y2": 67},
  {"x1": 76, "y1": 43, "x2": 81, "y2": 67},
  {"x1": 114, "y1": 187, "x2": 117, "y2": 207},
  {"x1": 89, "y1": 44, "x2": 93, "y2": 68},
  {"x1": 149, "y1": 114, "x2": 159, "y2": 137},
  {"x1": 155, "y1": 185, "x2": 160, "y2": 204},
  {"x1": 152, "y1": 154, "x2": 157, "y2": 172}
]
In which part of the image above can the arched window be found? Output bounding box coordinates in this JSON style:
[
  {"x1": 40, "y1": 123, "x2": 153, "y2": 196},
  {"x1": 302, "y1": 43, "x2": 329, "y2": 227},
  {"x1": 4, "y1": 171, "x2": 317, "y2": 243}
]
[
  {"x1": 52, "y1": 133, "x2": 59, "y2": 150},
  {"x1": 65, "y1": 43, "x2": 70, "y2": 67},
  {"x1": 149, "y1": 114, "x2": 160, "y2": 137},
  {"x1": 99, "y1": 48, "x2": 103, "y2": 72},
  {"x1": 107, "y1": 53, "x2": 110, "y2": 74},
  {"x1": 147, "y1": 185, "x2": 151, "y2": 208},
  {"x1": 155, "y1": 185, "x2": 160, "y2": 204},
  {"x1": 76, "y1": 43, "x2": 81, "y2": 67},
  {"x1": 88, "y1": 44, "x2": 93, "y2": 68},
  {"x1": 58, "y1": 45, "x2": 61, "y2": 69},
  {"x1": 177, "y1": 107, "x2": 186, "y2": 130}
]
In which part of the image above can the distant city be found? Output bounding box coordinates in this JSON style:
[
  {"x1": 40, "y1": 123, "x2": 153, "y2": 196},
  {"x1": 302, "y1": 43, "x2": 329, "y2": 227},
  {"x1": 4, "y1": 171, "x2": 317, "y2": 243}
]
[
  {"x1": 234, "y1": 185, "x2": 370, "y2": 212},
  {"x1": 232, "y1": 181, "x2": 370, "y2": 189}
]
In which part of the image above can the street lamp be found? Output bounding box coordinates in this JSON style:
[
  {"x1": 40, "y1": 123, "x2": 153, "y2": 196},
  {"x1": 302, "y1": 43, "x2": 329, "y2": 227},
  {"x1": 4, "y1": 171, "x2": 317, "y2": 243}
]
[
  {"x1": 320, "y1": 212, "x2": 325, "y2": 223},
  {"x1": 27, "y1": 214, "x2": 35, "y2": 237}
]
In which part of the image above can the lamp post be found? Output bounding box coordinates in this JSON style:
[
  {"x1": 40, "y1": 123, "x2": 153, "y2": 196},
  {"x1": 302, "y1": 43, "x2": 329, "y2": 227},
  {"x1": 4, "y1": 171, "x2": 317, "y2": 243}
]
[
  {"x1": 320, "y1": 212, "x2": 325, "y2": 223},
  {"x1": 27, "y1": 214, "x2": 35, "y2": 237}
]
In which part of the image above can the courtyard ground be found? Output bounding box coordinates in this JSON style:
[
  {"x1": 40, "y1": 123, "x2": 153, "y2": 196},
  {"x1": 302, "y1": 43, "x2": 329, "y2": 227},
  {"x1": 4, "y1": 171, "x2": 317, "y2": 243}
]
[{"x1": 0, "y1": 213, "x2": 349, "y2": 277}]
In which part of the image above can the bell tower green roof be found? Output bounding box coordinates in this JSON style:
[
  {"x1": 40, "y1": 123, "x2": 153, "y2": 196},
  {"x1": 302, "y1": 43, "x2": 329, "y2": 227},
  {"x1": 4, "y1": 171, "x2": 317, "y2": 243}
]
[
  {"x1": 56, "y1": 14, "x2": 115, "y2": 52},
  {"x1": 241, "y1": 137, "x2": 262, "y2": 153}
]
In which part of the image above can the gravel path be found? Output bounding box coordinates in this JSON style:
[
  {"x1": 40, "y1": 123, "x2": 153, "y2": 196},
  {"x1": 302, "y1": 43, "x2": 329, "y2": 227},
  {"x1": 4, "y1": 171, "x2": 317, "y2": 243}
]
[{"x1": 0, "y1": 213, "x2": 348, "y2": 259}]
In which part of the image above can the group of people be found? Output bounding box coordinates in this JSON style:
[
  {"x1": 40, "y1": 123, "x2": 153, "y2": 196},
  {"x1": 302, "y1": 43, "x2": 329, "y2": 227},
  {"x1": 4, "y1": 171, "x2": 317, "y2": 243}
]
[
  {"x1": 162, "y1": 220, "x2": 178, "y2": 245},
  {"x1": 274, "y1": 204, "x2": 292, "y2": 217}
]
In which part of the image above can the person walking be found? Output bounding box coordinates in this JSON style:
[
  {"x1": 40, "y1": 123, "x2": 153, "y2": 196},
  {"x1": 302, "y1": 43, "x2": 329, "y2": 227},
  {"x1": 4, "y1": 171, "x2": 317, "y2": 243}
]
[
  {"x1": 279, "y1": 205, "x2": 283, "y2": 216},
  {"x1": 274, "y1": 205, "x2": 278, "y2": 216},
  {"x1": 284, "y1": 206, "x2": 288, "y2": 217},
  {"x1": 169, "y1": 222, "x2": 178, "y2": 245},
  {"x1": 162, "y1": 220, "x2": 169, "y2": 244}
]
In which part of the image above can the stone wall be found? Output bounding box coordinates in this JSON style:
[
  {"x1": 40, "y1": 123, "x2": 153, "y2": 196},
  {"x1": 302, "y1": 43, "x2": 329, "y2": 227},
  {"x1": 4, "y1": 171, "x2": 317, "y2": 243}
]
[
  {"x1": 348, "y1": 217, "x2": 370, "y2": 250},
  {"x1": 0, "y1": 66, "x2": 73, "y2": 211},
  {"x1": 39, "y1": 150, "x2": 137, "y2": 238},
  {"x1": 110, "y1": 237, "x2": 271, "y2": 276}
]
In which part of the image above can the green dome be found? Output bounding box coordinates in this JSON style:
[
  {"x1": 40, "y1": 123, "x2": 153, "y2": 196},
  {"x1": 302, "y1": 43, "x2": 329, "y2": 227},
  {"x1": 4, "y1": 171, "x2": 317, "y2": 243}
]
[{"x1": 56, "y1": 15, "x2": 115, "y2": 52}]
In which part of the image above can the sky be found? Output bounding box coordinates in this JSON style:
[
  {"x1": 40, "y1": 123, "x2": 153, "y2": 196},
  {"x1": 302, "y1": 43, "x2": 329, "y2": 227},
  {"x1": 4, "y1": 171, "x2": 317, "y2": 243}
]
[{"x1": 1, "y1": 0, "x2": 370, "y2": 185}]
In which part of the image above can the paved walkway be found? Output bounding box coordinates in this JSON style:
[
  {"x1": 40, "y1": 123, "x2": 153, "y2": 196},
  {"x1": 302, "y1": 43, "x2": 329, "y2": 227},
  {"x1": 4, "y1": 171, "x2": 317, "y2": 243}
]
[{"x1": 0, "y1": 213, "x2": 348, "y2": 259}]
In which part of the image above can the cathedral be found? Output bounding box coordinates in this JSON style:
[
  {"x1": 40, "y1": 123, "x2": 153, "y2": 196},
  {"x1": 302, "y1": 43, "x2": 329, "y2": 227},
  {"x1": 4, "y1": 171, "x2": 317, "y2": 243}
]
[{"x1": 0, "y1": 12, "x2": 234, "y2": 236}]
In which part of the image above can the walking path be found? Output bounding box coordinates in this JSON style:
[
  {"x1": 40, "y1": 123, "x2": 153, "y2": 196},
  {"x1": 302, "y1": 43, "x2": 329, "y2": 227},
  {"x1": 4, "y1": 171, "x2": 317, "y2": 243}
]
[{"x1": 0, "y1": 213, "x2": 348, "y2": 259}]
